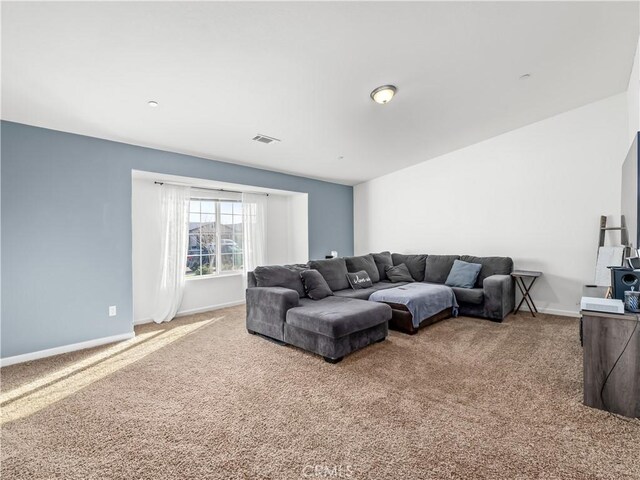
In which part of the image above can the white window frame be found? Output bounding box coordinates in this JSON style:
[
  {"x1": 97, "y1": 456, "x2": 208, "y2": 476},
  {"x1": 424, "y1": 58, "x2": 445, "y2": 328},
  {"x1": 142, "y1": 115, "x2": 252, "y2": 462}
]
[{"x1": 187, "y1": 197, "x2": 244, "y2": 279}]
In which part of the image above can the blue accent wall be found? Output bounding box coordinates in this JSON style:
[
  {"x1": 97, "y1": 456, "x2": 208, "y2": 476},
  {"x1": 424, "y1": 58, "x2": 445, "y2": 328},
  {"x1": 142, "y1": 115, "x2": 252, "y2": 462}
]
[{"x1": 1, "y1": 121, "x2": 354, "y2": 358}]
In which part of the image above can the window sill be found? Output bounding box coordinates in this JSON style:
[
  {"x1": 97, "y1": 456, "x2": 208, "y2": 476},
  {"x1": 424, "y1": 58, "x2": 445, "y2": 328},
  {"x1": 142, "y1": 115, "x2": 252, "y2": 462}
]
[{"x1": 185, "y1": 272, "x2": 243, "y2": 281}]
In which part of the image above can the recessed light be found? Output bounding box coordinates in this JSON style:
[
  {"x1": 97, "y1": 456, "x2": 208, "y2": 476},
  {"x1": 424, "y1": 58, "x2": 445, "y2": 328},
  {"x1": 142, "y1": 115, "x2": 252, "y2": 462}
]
[
  {"x1": 370, "y1": 85, "x2": 397, "y2": 104},
  {"x1": 148, "y1": 100, "x2": 159, "y2": 107},
  {"x1": 519, "y1": 74, "x2": 531, "y2": 80}
]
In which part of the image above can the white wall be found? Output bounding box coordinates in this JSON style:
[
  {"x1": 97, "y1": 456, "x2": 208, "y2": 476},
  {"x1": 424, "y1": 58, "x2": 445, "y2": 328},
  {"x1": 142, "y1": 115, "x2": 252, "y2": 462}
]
[
  {"x1": 267, "y1": 194, "x2": 290, "y2": 265},
  {"x1": 132, "y1": 179, "x2": 162, "y2": 323},
  {"x1": 289, "y1": 194, "x2": 309, "y2": 263},
  {"x1": 354, "y1": 93, "x2": 629, "y2": 316},
  {"x1": 627, "y1": 36, "x2": 640, "y2": 143},
  {"x1": 266, "y1": 193, "x2": 309, "y2": 265},
  {"x1": 132, "y1": 178, "x2": 309, "y2": 324}
]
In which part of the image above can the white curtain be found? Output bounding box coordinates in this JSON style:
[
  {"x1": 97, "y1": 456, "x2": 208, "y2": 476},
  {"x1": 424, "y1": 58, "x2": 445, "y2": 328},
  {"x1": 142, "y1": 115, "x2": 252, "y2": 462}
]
[
  {"x1": 152, "y1": 184, "x2": 191, "y2": 324},
  {"x1": 242, "y1": 193, "x2": 267, "y2": 285}
]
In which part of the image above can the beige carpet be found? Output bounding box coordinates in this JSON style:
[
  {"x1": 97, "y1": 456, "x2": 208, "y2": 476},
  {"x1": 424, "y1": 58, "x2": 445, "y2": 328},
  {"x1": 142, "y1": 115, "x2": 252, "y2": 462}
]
[{"x1": 1, "y1": 307, "x2": 639, "y2": 479}]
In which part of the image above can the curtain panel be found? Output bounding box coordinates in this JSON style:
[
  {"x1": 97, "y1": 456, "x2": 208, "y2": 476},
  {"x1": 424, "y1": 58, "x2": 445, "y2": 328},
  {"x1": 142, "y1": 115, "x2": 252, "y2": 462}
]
[
  {"x1": 242, "y1": 193, "x2": 267, "y2": 285},
  {"x1": 152, "y1": 184, "x2": 191, "y2": 323}
]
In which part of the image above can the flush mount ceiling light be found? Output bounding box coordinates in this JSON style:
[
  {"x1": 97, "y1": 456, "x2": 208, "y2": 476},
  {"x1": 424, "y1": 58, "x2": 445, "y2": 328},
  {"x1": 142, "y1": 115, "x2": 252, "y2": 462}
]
[
  {"x1": 370, "y1": 85, "x2": 397, "y2": 104},
  {"x1": 147, "y1": 100, "x2": 159, "y2": 107}
]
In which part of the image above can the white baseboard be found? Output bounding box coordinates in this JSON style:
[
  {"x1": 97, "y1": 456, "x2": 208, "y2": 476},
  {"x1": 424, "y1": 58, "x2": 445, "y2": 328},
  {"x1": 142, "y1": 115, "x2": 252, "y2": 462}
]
[
  {"x1": 528, "y1": 307, "x2": 580, "y2": 318},
  {"x1": 1, "y1": 332, "x2": 136, "y2": 368},
  {"x1": 176, "y1": 300, "x2": 246, "y2": 317},
  {"x1": 134, "y1": 300, "x2": 246, "y2": 326}
]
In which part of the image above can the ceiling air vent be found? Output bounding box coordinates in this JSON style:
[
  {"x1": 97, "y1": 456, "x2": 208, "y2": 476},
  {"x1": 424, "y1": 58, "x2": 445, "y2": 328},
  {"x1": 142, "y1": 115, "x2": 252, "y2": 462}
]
[{"x1": 252, "y1": 134, "x2": 281, "y2": 144}]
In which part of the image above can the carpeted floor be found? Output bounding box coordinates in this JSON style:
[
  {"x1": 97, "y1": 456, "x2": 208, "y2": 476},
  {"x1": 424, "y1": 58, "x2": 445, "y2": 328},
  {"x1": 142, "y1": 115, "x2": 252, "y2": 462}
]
[{"x1": 1, "y1": 306, "x2": 639, "y2": 479}]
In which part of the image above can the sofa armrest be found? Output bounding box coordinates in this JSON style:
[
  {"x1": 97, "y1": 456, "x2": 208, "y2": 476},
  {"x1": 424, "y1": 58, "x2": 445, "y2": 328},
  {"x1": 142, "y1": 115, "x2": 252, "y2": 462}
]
[
  {"x1": 246, "y1": 287, "x2": 300, "y2": 341},
  {"x1": 482, "y1": 274, "x2": 515, "y2": 321}
]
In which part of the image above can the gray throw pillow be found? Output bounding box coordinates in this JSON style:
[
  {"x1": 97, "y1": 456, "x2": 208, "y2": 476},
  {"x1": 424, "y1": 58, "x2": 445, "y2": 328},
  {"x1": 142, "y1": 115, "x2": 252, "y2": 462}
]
[
  {"x1": 385, "y1": 263, "x2": 415, "y2": 283},
  {"x1": 371, "y1": 251, "x2": 393, "y2": 281},
  {"x1": 345, "y1": 254, "x2": 380, "y2": 283},
  {"x1": 445, "y1": 260, "x2": 482, "y2": 289},
  {"x1": 300, "y1": 270, "x2": 334, "y2": 300},
  {"x1": 308, "y1": 258, "x2": 350, "y2": 291},
  {"x1": 254, "y1": 265, "x2": 306, "y2": 297},
  {"x1": 346, "y1": 270, "x2": 373, "y2": 290},
  {"x1": 392, "y1": 253, "x2": 427, "y2": 282},
  {"x1": 423, "y1": 255, "x2": 460, "y2": 284}
]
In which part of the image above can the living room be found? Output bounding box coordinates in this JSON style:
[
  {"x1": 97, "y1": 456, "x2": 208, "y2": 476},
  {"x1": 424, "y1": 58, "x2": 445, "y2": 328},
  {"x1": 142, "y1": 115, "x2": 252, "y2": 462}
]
[{"x1": 2, "y1": 1, "x2": 639, "y2": 479}]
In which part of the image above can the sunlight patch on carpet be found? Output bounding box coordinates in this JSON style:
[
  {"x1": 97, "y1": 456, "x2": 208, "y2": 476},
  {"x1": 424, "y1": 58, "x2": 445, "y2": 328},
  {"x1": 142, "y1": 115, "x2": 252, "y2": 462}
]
[{"x1": 1, "y1": 317, "x2": 220, "y2": 424}]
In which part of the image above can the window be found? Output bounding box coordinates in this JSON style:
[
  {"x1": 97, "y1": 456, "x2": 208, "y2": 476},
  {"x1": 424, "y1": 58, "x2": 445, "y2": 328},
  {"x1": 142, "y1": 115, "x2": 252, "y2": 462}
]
[{"x1": 186, "y1": 198, "x2": 244, "y2": 277}]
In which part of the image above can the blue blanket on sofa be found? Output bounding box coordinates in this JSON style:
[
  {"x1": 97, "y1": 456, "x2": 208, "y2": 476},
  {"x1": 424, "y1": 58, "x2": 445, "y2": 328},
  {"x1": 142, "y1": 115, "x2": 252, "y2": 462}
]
[{"x1": 369, "y1": 283, "x2": 458, "y2": 328}]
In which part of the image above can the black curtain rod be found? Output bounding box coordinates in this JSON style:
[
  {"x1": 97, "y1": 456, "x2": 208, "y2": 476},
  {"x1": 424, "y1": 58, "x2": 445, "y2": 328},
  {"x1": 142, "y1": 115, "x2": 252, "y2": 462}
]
[{"x1": 154, "y1": 181, "x2": 269, "y2": 196}]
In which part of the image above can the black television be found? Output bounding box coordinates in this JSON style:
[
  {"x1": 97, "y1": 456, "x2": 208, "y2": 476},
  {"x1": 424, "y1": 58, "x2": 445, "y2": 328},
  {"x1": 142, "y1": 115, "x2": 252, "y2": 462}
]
[{"x1": 621, "y1": 132, "x2": 640, "y2": 250}]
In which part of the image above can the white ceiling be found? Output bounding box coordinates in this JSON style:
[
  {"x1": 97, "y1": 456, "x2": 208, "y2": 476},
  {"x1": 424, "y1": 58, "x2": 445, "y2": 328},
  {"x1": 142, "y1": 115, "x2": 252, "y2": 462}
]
[{"x1": 2, "y1": 2, "x2": 638, "y2": 185}]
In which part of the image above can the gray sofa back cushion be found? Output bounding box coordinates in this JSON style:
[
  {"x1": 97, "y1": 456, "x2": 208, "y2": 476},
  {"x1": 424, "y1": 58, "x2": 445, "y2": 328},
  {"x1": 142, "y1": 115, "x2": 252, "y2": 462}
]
[
  {"x1": 345, "y1": 254, "x2": 380, "y2": 283},
  {"x1": 460, "y1": 255, "x2": 514, "y2": 288},
  {"x1": 300, "y1": 269, "x2": 334, "y2": 300},
  {"x1": 392, "y1": 254, "x2": 427, "y2": 282},
  {"x1": 371, "y1": 251, "x2": 393, "y2": 281},
  {"x1": 423, "y1": 255, "x2": 460, "y2": 284},
  {"x1": 253, "y1": 265, "x2": 307, "y2": 298},
  {"x1": 308, "y1": 257, "x2": 350, "y2": 291}
]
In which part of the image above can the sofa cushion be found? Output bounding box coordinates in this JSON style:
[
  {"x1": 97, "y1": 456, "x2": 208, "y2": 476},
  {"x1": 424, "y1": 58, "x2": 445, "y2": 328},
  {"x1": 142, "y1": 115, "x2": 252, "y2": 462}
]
[
  {"x1": 308, "y1": 258, "x2": 350, "y2": 292},
  {"x1": 423, "y1": 255, "x2": 460, "y2": 284},
  {"x1": 371, "y1": 251, "x2": 393, "y2": 281},
  {"x1": 346, "y1": 270, "x2": 373, "y2": 289},
  {"x1": 445, "y1": 260, "x2": 482, "y2": 289},
  {"x1": 333, "y1": 280, "x2": 408, "y2": 300},
  {"x1": 333, "y1": 288, "x2": 374, "y2": 300},
  {"x1": 297, "y1": 297, "x2": 316, "y2": 308},
  {"x1": 285, "y1": 296, "x2": 391, "y2": 338},
  {"x1": 300, "y1": 269, "x2": 334, "y2": 300},
  {"x1": 345, "y1": 254, "x2": 380, "y2": 283},
  {"x1": 451, "y1": 287, "x2": 484, "y2": 305},
  {"x1": 391, "y1": 254, "x2": 427, "y2": 282},
  {"x1": 460, "y1": 255, "x2": 514, "y2": 288},
  {"x1": 385, "y1": 264, "x2": 415, "y2": 283},
  {"x1": 253, "y1": 265, "x2": 306, "y2": 298}
]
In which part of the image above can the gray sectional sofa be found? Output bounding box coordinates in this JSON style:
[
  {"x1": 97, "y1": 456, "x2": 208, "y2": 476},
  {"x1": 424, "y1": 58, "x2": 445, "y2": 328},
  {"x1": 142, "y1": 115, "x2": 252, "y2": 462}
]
[{"x1": 246, "y1": 252, "x2": 514, "y2": 363}]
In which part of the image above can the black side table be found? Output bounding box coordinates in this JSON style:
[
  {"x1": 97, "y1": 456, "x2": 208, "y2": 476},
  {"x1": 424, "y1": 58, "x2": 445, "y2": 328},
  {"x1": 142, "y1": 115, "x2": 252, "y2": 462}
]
[{"x1": 511, "y1": 270, "x2": 542, "y2": 316}]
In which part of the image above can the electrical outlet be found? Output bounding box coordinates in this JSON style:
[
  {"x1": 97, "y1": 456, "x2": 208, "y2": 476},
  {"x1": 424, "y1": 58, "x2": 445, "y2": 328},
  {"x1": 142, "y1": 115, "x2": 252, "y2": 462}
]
[{"x1": 109, "y1": 305, "x2": 117, "y2": 317}]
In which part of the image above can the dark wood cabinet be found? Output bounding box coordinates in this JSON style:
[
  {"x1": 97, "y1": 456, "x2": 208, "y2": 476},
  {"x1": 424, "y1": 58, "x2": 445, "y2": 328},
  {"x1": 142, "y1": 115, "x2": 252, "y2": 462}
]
[{"x1": 582, "y1": 311, "x2": 639, "y2": 418}]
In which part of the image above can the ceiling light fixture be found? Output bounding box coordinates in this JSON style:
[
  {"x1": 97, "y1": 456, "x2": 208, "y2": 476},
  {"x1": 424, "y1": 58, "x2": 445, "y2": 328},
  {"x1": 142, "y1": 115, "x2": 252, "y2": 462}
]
[
  {"x1": 370, "y1": 85, "x2": 397, "y2": 104},
  {"x1": 148, "y1": 100, "x2": 159, "y2": 107}
]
